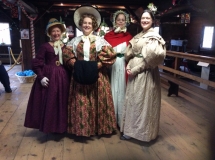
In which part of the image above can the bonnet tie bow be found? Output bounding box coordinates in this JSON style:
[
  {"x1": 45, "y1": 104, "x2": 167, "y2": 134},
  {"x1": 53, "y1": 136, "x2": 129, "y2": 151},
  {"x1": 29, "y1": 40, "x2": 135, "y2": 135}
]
[
  {"x1": 114, "y1": 26, "x2": 127, "y2": 33},
  {"x1": 81, "y1": 32, "x2": 97, "y2": 61},
  {"x1": 53, "y1": 40, "x2": 63, "y2": 64}
]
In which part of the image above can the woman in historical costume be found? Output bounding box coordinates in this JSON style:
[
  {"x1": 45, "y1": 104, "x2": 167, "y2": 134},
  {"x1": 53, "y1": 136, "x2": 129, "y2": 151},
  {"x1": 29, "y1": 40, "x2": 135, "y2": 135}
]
[
  {"x1": 63, "y1": 6, "x2": 117, "y2": 137},
  {"x1": 120, "y1": 9, "x2": 166, "y2": 141},
  {"x1": 24, "y1": 18, "x2": 70, "y2": 133},
  {"x1": 104, "y1": 10, "x2": 132, "y2": 128}
]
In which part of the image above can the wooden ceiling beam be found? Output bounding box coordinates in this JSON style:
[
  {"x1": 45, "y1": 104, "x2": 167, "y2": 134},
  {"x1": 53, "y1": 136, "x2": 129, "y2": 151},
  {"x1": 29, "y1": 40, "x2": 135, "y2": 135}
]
[
  {"x1": 19, "y1": 0, "x2": 38, "y2": 14},
  {"x1": 33, "y1": 2, "x2": 54, "y2": 25},
  {"x1": 124, "y1": 5, "x2": 139, "y2": 22}
]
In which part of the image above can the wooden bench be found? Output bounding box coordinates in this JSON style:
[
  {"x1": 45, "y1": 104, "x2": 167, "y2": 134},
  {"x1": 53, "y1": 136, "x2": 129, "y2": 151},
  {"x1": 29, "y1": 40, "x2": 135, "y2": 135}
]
[{"x1": 160, "y1": 71, "x2": 215, "y2": 108}]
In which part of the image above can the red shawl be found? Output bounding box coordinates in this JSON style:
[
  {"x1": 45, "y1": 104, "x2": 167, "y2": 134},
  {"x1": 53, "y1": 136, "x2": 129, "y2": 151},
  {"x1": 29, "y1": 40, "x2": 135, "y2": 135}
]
[{"x1": 104, "y1": 30, "x2": 133, "y2": 47}]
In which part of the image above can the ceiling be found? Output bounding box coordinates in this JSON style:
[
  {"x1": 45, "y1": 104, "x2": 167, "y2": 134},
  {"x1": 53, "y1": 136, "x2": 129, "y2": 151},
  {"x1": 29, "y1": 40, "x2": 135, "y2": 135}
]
[{"x1": 0, "y1": 0, "x2": 214, "y2": 23}]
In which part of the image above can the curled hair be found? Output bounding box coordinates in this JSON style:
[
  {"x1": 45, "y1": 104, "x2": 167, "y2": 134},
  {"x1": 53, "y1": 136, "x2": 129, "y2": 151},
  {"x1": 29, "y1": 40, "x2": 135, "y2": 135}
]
[{"x1": 79, "y1": 14, "x2": 98, "y2": 30}]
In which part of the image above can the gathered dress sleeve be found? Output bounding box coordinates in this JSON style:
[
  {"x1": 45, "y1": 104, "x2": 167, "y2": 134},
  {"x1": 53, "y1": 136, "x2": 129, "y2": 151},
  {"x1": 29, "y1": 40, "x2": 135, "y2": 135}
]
[
  {"x1": 62, "y1": 46, "x2": 76, "y2": 69},
  {"x1": 125, "y1": 41, "x2": 134, "y2": 71},
  {"x1": 143, "y1": 36, "x2": 166, "y2": 68},
  {"x1": 97, "y1": 43, "x2": 116, "y2": 67},
  {"x1": 127, "y1": 35, "x2": 166, "y2": 76},
  {"x1": 32, "y1": 44, "x2": 46, "y2": 81}
]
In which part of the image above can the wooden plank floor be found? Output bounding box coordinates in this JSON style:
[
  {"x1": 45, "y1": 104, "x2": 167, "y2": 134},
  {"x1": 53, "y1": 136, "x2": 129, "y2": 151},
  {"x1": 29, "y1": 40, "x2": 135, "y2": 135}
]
[{"x1": 0, "y1": 65, "x2": 214, "y2": 160}]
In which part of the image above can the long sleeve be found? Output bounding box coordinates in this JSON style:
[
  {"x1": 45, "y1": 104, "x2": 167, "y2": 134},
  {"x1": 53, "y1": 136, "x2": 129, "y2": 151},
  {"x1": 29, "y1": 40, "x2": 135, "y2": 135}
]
[
  {"x1": 97, "y1": 45, "x2": 116, "y2": 67},
  {"x1": 143, "y1": 37, "x2": 166, "y2": 68},
  {"x1": 125, "y1": 43, "x2": 133, "y2": 63},
  {"x1": 62, "y1": 46, "x2": 76, "y2": 69},
  {"x1": 126, "y1": 33, "x2": 166, "y2": 76},
  {"x1": 32, "y1": 44, "x2": 46, "y2": 81}
]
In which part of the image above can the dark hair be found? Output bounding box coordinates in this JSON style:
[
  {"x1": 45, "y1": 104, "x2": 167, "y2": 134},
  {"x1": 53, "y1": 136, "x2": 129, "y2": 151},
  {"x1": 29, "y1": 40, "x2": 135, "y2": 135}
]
[
  {"x1": 79, "y1": 14, "x2": 98, "y2": 30},
  {"x1": 141, "y1": 9, "x2": 155, "y2": 27},
  {"x1": 142, "y1": 9, "x2": 155, "y2": 20}
]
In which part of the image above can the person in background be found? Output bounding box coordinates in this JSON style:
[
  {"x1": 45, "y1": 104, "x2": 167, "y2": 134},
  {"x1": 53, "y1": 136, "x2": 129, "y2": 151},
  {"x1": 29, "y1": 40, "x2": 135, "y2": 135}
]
[
  {"x1": 104, "y1": 10, "x2": 132, "y2": 128},
  {"x1": 120, "y1": 9, "x2": 166, "y2": 141},
  {"x1": 24, "y1": 18, "x2": 70, "y2": 133},
  {"x1": 0, "y1": 61, "x2": 12, "y2": 93},
  {"x1": 63, "y1": 5, "x2": 117, "y2": 137}
]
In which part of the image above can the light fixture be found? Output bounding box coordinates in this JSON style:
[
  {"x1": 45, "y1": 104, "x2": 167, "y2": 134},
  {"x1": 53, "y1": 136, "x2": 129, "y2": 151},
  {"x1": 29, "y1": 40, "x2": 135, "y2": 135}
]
[{"x1": 61, "y1": 3, "x2": 63, "y2": 6}]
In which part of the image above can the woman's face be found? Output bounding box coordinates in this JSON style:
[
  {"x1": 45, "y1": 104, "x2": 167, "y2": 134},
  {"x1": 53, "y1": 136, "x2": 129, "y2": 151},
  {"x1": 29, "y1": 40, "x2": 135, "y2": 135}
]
[
  {"x1": 115, "y1": 14, "x2": 126, "y2": 28},
  {"x1": 141, "y1": 12, "x2": 153, "y2": 31},
  {"x1": 81, "y1": 17, "x2": 93, "y2": 36},
  {"x1": 50, "y1": 27, "x2": 62, "y2": 41}
]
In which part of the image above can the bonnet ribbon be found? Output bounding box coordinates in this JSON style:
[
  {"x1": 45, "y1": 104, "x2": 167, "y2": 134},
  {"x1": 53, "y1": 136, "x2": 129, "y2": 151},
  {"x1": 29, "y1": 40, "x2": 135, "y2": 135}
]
[
  {"x1": 53, "y1": 40, "x2": 63, "y2": 64},
  {"x1": 114, "y1": 26, "x2": 127, "y2": 33},
  {"x1": 81, "y1": 32, "x2": 96, "y2": 61}
]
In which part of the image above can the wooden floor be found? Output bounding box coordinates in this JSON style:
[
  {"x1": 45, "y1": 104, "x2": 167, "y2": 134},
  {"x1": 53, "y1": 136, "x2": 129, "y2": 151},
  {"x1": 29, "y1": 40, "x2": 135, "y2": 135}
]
[{"x1": 0, "y1": 65, "x2": 214, "y2": 160}]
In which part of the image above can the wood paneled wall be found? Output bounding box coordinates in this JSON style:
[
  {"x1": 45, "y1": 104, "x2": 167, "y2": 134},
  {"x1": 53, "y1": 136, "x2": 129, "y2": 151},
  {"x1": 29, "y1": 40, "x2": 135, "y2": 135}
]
[
  {"x1": 161, "y1": 13, "x2": 215, "y2": 53},
  {"x1": 1, "y1": 9, "x2": 215, "y2": 61}
]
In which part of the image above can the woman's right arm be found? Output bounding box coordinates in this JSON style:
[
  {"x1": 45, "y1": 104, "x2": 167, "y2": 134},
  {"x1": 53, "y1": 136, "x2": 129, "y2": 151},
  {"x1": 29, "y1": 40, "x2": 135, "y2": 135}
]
[
  {"x1": 32, "y1": 44, "x2": 46, "y2": 81},
  {"x1": 62, "y1": 46, "x2": 76, "y2": 69}
]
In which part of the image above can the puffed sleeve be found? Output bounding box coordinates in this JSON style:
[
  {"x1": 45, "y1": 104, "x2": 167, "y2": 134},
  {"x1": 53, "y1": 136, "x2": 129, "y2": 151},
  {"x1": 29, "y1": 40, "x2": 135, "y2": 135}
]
[
  {"x1": 125, "y1": 42, "x2": 133, "y2": 63},
  {"x1": 143, "y1": 36, "x2": 166, "y2": 68},
  {"x1": 129, "y1": 36, "x2": 166, "y2": 76},
  {"x1": 125, "y1": 38, "x2": 136, "y2": 71},
  {"x1": 32, "y1": 44, "x2": 46, "y2": 81},
  {"x1": 62, "y1": 46, "x2": 76, "y2": 69},
  {"x1": 97, "y1": 45, "x2": 116, "y2": 67}
]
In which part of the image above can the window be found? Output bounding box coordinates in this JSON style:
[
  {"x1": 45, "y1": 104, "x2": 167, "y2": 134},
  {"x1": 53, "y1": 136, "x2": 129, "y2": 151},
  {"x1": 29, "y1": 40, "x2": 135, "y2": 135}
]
[
  {"x1": 202, "y1": 26, "x2": 214, "y2": 49},
  {"x1": 0, "y1": 23, "x2": 11, "y2": 45}
]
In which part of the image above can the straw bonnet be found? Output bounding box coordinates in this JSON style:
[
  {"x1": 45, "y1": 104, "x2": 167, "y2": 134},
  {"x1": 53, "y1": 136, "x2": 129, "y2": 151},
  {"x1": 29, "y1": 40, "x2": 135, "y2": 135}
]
[
  {"x1": 74, "y1": 5, "x2": 101, "y2": 31},
  {"x1": 112, "y1": 10, "x2": 130, "y2": 27},
  {"x1": 46, "y1": 18, "x2": 66, "y2": 37}
]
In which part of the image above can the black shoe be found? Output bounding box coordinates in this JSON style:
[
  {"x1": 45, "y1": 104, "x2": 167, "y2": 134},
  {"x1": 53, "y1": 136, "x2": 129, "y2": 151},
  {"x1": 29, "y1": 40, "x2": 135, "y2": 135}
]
[
  {"x1": 120, "y1": 135, "x2": 131, "y2": 140},
  {"x1": 5, "y1": 88, "x2": 12, "y2": 93},
  {"x1": 120, "y1": 135, "x2": 127, "y2": 140}
]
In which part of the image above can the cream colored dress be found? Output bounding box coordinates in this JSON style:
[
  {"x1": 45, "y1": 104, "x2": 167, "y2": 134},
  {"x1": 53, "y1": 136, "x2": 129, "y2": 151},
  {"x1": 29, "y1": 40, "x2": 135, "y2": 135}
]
[{"x1": 120, "y1": 28, "x2": 166, "y2": 142}]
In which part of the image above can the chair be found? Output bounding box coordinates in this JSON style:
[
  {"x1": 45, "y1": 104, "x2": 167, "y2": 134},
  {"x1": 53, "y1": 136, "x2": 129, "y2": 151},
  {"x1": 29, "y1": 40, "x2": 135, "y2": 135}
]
[{"x1": 180, "y1": 57, "x2": 190, "y2": 73}]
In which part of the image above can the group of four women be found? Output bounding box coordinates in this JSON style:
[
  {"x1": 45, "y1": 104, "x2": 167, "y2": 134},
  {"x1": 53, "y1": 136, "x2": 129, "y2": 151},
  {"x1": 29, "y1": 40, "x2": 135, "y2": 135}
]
[{"x1": 24, "y1": 5, "x2": 166, "y2": 142}]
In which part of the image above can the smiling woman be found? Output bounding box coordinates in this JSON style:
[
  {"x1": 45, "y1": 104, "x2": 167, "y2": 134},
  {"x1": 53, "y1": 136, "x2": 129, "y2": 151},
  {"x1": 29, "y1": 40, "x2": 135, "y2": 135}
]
[
  {"x1": 62, "y1": 5, "x2": 117, "y2": 137},
  {"x1": 24, "y1": 18, "x2": 70, "y2": 134},
  {"x1": 120, "y1": 9, "x2": 166, "y2": 142}
]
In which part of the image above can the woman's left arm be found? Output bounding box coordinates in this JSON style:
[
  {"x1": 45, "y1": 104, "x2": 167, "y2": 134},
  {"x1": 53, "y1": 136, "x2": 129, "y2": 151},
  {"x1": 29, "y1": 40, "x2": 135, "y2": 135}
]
[
  {"x1": 144, "y1": 37, "x2": 166, "y2": 68},
  {"x1": 97, "y1": 45, "x2": 116, "y2": 69},
  {"x1": 62, "y1": 46, "x2": 76, "y2": 69},
  {"x1": 129, "y1": 36, "x2": 166, "y2": 76}
]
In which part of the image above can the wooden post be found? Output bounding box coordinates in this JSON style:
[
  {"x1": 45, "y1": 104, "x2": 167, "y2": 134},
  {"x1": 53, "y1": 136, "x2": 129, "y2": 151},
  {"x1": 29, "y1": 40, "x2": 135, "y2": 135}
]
[
  {"x1": 20, "y1": 12, "x2": 32, "y2": 71},
  {"x1": 174, "y1": 57, "x2": 178, "y2": 77}
]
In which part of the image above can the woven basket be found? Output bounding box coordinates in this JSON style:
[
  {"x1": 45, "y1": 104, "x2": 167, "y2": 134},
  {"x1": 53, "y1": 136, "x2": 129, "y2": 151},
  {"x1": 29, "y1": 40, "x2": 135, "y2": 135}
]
[{"x1": 15, "y1": 74, "x2": 37, "y2": 83}]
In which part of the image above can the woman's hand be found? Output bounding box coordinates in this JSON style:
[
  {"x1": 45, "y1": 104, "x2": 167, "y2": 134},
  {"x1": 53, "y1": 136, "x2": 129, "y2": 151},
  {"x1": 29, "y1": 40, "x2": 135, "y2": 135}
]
[
  {"x1": 127, "y1": 69, "x2": 132, "y2": 75},
  {"x1": 98, "y1": 62, "x2": 102, "y2": 69},
  {"x1": 41, "y1": 77, "x2": 49, "y2": 87},
  {"x1": 69, "y1": 58, "x2": 76, "y2": 67}
]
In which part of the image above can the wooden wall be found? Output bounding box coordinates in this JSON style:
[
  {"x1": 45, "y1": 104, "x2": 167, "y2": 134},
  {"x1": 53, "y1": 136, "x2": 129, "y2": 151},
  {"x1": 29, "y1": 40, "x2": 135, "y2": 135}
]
[
  {"x1": 160, "y1": 12, "x2": 215, "y2": 55},
  {"x1": 1, "y1": 6, "x2": 215, "y2": 64},
  {"x1": 0, "y1": 11, "x2": 76, "y2": 65}
]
